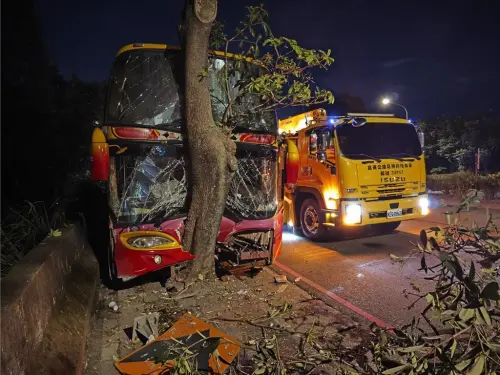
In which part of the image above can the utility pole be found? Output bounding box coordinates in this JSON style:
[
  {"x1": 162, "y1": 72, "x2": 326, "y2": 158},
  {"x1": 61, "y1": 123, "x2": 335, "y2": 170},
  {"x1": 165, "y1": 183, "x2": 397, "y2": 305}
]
[{"x1": 474, "y1": 148, "x2": 480, "y2": 188}]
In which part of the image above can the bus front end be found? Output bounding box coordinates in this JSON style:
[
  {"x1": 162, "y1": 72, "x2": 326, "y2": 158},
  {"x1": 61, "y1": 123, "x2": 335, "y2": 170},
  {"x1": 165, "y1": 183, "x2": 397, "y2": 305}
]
[{"x1": 91, "y1": 43, "x2": 282, "y2": 282}]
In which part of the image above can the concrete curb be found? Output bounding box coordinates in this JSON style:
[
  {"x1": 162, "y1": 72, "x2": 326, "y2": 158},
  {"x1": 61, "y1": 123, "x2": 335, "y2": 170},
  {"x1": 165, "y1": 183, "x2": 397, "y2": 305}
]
[{"x1": 1, "y1": 224, "x2": 99, "y2": 375}]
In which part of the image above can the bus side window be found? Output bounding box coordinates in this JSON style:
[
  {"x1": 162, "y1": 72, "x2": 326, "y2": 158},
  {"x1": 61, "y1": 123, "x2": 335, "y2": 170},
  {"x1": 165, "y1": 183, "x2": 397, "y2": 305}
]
[{"x1": 309, "y1": 133, "x2": 318, "y2": 154}]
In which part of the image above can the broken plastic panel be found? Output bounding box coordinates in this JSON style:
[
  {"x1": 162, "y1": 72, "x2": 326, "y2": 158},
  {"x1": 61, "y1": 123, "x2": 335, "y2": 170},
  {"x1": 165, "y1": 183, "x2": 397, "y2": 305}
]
[{"x1": 217, "y1": 229, "x2": 274, "y2": 266}]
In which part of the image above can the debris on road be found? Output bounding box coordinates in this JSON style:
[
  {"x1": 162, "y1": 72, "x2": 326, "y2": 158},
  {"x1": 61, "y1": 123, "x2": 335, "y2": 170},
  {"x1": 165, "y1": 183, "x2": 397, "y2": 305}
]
[
  {"x1": 114, "y1": 313, "x2": 240, "y2": 375},
  {"x1": 108, "y1": 301, "x2": 119, "y2": 311},
  {"x1": 131, "y1": 313, "x2": 159, "y2": 344},
  {"x1": 274, "y1": 274, "x2": 287, "y2": 283},
  {"x1": 88, "y1": 266, "x2": 371, "y2": 375}
]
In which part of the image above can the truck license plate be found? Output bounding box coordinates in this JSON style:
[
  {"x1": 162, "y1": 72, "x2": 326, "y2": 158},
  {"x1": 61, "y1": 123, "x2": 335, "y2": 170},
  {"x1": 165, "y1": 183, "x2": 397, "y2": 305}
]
[{"x1": 387, "y1": 208, "x2": 403, "y2": 218}]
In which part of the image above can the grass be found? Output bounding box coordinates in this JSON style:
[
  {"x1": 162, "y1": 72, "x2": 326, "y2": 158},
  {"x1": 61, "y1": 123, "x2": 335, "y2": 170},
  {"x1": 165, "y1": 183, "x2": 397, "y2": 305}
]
[
  {"x1": 0, "y1": 201, "x2": 58, "y2": 277},
  {"x1": 427, "y1": 171, "x2": 500, "y2": 199}
]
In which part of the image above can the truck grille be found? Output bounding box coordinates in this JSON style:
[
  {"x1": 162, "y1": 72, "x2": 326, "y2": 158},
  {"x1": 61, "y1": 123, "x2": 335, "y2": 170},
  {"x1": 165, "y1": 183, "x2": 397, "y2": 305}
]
[
  {"x1": 376, "y1": 188, "x2": 405, "y2": 195},
  {"x1": 360, "y1": 182, "x2": 418, "y2": 197}
]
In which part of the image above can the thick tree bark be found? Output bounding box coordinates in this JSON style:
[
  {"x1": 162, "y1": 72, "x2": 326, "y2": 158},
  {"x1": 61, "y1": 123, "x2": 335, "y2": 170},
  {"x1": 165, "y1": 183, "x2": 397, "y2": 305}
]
[{"x1": 182, "y1": 0, "x2": 237, "y2": 282}]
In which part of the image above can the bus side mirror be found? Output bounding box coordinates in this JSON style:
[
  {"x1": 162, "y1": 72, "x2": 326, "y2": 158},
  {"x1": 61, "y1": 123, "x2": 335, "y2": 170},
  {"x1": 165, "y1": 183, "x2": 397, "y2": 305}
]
[
  {"x1": 418, "y1": 131, "x2": 425, "y2": 149},
  {"x1": 317, "y1": 151, "x2": 326, "y2": 163}
]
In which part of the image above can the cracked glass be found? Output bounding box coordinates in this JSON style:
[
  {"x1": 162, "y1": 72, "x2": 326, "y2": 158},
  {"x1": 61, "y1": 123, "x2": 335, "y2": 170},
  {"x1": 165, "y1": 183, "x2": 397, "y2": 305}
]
[{"x1": 106, "y1": 48, "x2": 278, "y2": 225}]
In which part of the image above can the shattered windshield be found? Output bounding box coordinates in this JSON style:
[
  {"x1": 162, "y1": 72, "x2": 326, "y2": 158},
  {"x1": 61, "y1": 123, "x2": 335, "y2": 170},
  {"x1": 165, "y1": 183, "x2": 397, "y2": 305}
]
[
  {"x1": 336, "y1": 122, "x2": 422, "y2": 159},
  {"x1": 106, "y1": 49, "x2": 276, "y2": 132},
  {"x1": 109, "y1": 143, "x2": 277, "y2": 224},
  {"x1": 109, "y1": 144, "x2": 188, "y2": 224}
]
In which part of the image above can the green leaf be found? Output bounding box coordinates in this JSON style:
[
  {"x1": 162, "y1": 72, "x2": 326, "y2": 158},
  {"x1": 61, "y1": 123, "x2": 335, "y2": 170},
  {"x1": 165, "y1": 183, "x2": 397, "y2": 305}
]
[
  {"x1": 486, "y1": 343, "x2": 500, "y2": 352},
  {"x1": 479, "y1": 306, "x2": 491, "y2": 326},
  {"x1": 475, "y1": 308, "x2": 486, "y2": 325},
  {"x1": 439, "y1": 251, "x2": 450, "y2": 261},
  {"x1": 419, "y1": 229, "x2": 427, "y2": 248},
  {"x1": 420, "y1": 255, "x2": 427, "y2": 272},
  {"x1": 294, "y1": 362, "x2": 304, "y2": 368},
  {"x1": 479, "y1": 282, "x2": 500, "y2": 300},
  {"x1": 49, "y1": 229, "x2": 62, "y2": 237},
  {"x1": 397, "y1": 345, "x2": 425, "y2": 353},
  {"x1": 445, "y1": 260, "x2": 463, "y2": 279},
  {"x1": 450, "y1": 339, "x2": 457, "y2": 358},
  {"x1": 455, "y1": 359, "x2": 472, "y2": 371},
  {"x1": 467, "y1": 355, "x2": 484, "y2": 375},
  {"x1": 429, "y1": 237, "x2": 440, "y2": 251},
  {"x1": 459, "y1": 308, "x2": 475, "y2": 321},
  {"x1": 469, "y1": 261, "x2": 475, "y2": 280},
  {"x1": 382, "y1": 364, "x2": 411, "y2": 374},
  {"x1": 390, "y1": 254, "x2": 404, "y2": 263},
  {"x1": 253, "y1": 367, "x2": 266, "y2": 375}
]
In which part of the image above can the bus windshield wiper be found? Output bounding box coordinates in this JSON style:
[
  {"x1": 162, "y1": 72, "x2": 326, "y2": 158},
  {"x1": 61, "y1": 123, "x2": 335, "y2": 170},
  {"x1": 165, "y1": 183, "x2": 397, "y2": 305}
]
[
  {"x1": 107, "y1": 119, "x2": 183, "y2": 132},
  {"x1": 345, "y1": 153, "x2": 382, "y2": 162},
  {"x1": 152, "y1": 119, "x2": 183, "y2": 131}
]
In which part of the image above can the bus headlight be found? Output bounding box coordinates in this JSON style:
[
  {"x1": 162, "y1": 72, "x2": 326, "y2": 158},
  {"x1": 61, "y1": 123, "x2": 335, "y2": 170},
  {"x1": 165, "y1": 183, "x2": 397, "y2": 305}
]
[
  {"x1": 419, "y1": 197, "x2": 429, "y2": 216},
  {"x1": 127, "y1": 236, "x2": 173, "y2": 248},
  {"x1": 344, "y1": 204, "x2": 362, "y2": 225}
]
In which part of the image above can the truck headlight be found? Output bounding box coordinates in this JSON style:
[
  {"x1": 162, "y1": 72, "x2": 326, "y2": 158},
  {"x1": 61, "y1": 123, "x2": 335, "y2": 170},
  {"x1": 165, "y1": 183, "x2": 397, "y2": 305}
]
[
  {"x1": 344, "y1": 204, "x2": 362, "y2": 225},
  {"x1": 419, "y1": 197, "x2": 429, "y2": 216},
  {"x1": 325, "y1": 197, "x2": 337, "y2": 210}
]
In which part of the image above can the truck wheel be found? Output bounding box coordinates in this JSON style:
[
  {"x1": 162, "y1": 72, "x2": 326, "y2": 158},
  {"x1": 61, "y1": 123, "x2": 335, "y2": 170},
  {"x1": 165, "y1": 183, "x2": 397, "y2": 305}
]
[
  {"x1": 300, "y1": 198, "x2": 328, "y2": 240},
  {"x1": 375, "y1": 221, "x2": 401, "y2": 234}
]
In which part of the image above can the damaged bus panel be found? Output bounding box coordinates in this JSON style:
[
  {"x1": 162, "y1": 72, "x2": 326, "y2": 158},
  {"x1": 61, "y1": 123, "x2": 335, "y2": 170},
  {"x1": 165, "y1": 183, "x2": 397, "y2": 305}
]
[{"x1": 91, "y1": 43, "x2": 283, "y2": 282}]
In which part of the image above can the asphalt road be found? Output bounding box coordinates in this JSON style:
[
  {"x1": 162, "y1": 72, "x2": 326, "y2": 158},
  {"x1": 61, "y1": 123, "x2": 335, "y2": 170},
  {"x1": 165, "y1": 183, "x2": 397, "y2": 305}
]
[{"x1": 277, "y1": 204, "x2": 500, "y2": 328}]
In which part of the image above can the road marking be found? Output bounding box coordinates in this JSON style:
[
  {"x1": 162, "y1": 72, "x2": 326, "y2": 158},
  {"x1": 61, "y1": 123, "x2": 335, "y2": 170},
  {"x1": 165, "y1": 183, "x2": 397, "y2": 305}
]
[{"x1": 273, "y1": 260, "x2": 393, "y2": 330}]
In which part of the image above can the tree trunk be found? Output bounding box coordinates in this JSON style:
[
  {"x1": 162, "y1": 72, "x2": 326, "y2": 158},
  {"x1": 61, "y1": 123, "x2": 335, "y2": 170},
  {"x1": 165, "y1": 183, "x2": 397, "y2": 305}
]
[{"x1": 182, "y1": 0, "x2": 237, "y2": 282}]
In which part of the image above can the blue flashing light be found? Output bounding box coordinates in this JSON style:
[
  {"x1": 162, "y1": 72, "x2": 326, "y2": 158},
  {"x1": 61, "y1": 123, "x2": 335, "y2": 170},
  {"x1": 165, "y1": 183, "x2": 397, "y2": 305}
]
[{"x1": 329, "y1": 119, "x2": 334, "y2": 124}]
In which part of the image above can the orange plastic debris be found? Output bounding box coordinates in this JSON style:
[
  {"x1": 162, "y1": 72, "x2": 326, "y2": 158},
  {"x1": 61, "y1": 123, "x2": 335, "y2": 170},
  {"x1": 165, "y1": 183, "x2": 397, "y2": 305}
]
[{"x1": 115, "y1": 313, "x2": 240, "y2": 375}]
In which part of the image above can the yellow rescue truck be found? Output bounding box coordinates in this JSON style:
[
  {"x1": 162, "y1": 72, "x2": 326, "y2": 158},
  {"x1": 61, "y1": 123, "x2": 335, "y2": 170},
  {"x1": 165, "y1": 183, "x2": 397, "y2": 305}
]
[{"x1": 279, "y1": 109, "x2": 428, "y2": 240}]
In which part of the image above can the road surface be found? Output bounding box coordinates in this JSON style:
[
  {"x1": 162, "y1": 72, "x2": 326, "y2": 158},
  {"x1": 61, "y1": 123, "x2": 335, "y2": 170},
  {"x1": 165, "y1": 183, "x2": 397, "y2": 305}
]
[{"x1": 276, "y1": 203, "x2": 500, "y2": 328}]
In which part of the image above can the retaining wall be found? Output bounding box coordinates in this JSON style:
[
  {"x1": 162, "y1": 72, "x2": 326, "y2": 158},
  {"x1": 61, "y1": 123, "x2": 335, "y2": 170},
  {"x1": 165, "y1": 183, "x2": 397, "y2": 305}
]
[{"x1": 1, "y1": 224, "x2": 99, "y2": 375}]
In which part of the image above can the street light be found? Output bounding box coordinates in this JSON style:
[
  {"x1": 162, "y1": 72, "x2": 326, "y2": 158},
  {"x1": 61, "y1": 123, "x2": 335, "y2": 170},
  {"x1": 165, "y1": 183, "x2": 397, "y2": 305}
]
[{"x1": 381, "y1": 97, "x2": 408, "y2": 119}]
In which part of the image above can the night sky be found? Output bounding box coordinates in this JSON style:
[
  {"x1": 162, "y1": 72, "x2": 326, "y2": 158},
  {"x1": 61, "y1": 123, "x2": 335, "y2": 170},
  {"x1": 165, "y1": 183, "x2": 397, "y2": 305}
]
[{"x1": 35, "y1": 0, "x2": 499, "y2": 119}]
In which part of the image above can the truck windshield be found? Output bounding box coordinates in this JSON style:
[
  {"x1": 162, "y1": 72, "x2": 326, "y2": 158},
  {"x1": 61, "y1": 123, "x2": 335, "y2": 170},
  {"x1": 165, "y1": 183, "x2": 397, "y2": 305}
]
[
  {"x1": 336, "y1": 122, "x2": 422, "y2": 159},
  {"x1": 106, "y1": 49, "x2": 276, "y2": 132}
]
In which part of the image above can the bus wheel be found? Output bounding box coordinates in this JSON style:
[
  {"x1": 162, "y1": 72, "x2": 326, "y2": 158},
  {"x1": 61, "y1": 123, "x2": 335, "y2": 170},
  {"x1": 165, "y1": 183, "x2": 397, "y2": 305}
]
[
  {"x1": 300, "y1": 198, "x2": 328, "y2": 241},
  {"x1": 376, "y1": 221, "x2": 401, "y2": 234}
]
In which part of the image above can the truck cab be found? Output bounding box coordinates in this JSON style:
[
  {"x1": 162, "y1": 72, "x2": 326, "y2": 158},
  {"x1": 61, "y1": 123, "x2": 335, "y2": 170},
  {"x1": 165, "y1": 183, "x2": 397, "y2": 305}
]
[{"x1": 280, "y1": 110, "x2": 428, "y2": 240}]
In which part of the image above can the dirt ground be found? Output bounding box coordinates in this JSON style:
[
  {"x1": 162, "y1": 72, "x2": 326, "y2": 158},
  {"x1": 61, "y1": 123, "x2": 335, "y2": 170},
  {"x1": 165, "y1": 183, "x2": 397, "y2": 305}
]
[{"x1": 84, "y1": 267, "x2": 375, "y2": 375}]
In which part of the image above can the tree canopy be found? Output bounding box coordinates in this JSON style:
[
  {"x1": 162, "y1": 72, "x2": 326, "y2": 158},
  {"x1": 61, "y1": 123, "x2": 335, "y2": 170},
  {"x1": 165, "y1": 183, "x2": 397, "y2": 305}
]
[{"x1": 420, "y1": 112, "x2": 500, "y2": 174}]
